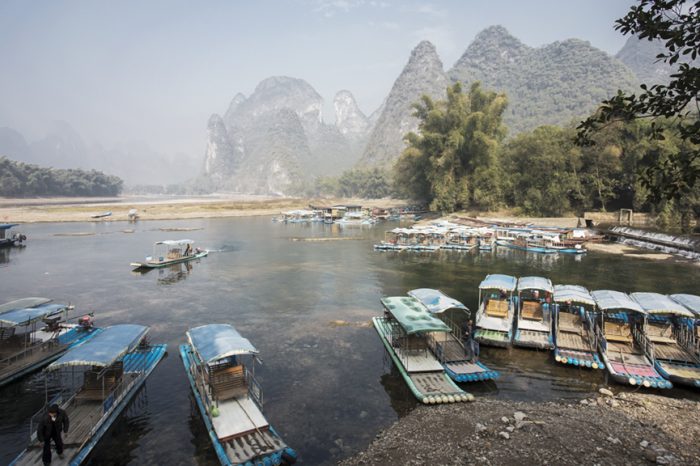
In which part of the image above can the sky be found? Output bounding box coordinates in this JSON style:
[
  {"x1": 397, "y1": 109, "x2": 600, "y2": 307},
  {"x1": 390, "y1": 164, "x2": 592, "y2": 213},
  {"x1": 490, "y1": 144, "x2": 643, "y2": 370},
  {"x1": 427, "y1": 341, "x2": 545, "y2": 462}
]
[{"x1": 0, "y1": 0, "x2": 636, "y2": 161}]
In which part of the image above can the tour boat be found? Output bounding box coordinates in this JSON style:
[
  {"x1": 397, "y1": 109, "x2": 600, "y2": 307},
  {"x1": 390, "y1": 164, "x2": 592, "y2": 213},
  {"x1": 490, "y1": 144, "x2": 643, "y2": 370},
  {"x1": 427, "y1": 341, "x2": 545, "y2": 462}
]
[
  {"x1": 552, "y1": 285, "x2": 602, "y2": 369},
  {"x1": 474, "y1": 274, "x2": 517, "y2": 347},
  {"x1": 513, "y1": 276, "x2": 555, "y2": 350},
  {"x1": 670, "y1": 294, "x2": 700, "y2": 359},
  {"x1": 11, "y1": 324, "x2": 166, "y2": 465},
  {"x1": 631, "y1": 292, "x2": 700, "y2": 388},
  {"x1": 180, "y1": 324, "x2": 297, "y2": 466},
  {"x1": 408, "y1": 289, "x2": 499, "y2": 382},
  {"x1": 373, "y1": 297, "x2": 474, "y2": 404},
  {"x1": 0, "y1": 298, "x2": 98, "y2": 387},
  {"x1": 592, "y1": 290, "x2": 670, "y2": 388},
  {"x1": 130, "y1": 239, "x2": 208, "y2": 270}
]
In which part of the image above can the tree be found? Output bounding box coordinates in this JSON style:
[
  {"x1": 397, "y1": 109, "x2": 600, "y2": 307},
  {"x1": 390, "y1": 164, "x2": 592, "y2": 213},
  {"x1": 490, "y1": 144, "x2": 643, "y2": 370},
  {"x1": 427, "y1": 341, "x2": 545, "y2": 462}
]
[
  {"x1": 576, "y1": 0, "x2": 700, "y2": 202},
  {"x1": 394, "y1": 82, "x2": 507, "y2": 212}
]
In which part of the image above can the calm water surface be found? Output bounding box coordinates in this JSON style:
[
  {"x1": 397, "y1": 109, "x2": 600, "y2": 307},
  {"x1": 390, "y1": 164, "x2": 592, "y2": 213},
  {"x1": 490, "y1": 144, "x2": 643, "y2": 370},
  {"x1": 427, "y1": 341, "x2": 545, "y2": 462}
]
[{"x1": 0, "y1": 217, "x2": 699, "y2": 465}]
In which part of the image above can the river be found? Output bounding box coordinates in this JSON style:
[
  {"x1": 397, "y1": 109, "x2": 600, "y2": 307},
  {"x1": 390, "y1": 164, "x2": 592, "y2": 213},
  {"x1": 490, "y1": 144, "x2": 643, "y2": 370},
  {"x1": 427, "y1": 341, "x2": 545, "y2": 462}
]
[{"x1": 0, "y1": 217, "x2": 698, "y2": 465}]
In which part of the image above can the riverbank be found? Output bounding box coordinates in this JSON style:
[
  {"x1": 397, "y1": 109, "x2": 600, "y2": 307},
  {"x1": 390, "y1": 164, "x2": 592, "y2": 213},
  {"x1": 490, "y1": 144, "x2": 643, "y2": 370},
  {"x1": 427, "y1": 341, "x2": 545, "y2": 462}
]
[
  {"x1": 340, "y1": 391, "x2": 700, "y2": 466},
  {"x1": 0, "y1": 195, "x2": 405, "y2": 223}
]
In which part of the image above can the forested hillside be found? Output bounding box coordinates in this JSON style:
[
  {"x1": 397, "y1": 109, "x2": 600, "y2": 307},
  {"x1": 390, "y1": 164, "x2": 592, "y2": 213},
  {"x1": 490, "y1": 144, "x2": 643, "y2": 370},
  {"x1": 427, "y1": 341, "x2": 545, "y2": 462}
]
[{"x1": 0, "y1": 157, "x2": 123, "y2": 197}]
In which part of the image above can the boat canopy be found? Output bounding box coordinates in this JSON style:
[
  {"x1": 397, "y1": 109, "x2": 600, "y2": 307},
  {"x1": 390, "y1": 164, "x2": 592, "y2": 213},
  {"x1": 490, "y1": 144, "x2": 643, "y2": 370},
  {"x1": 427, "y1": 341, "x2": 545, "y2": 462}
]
[
  {"x1": 408, "y1": 288, "x2": 469, "y2": 314},
  {"x1": 631, "y1": 292, "x2": 694, "y2": 317},
  {"x1": 156, "y1": 239, "x2": 194, "y2": 246},
  {"x1": 553, "y1": 285, "x2": 595, "y2": 306},
  {"x1": 591, "y1": 290, "x2": 645, "y2": 314},
  {"x1": 517, "y1": 276, "x2": 554, "y2": 293},
  {"x1": 186, "y1": 324, "x2": 258, "y2": 365},
  {"x1": 670, "y1": 294, "x2": 700, "y2": 317},
  {"x1": 47, "y1": 324, "x2": 149, "y2": 370},
  {"x1": 0, "y1": 304, "x2": 66, "y2": 327},
  {"x1": 0, "y1": 223, "x2": 19, "y2": 230},
  {"x1": 381, "y1": 297, "x2": 451, "y2": 334},
  {"x1": 479, "y1": 274, "x2": 517, "y2": 292},
  {"x1": 0, "y1": 297, "x2": 51, "y2": 314}
]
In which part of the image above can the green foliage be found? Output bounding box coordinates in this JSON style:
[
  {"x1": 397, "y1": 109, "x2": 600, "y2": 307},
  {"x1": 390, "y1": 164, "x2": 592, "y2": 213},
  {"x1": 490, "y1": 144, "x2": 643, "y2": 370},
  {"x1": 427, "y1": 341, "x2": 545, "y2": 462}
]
[
  {"x1": 394, "y1": 82, "x2": 507, "y2": 212},
  {"x1": 309, "y1": 168, "x2": 391, "y2": 199},
  {"x1": 577, "y1": 0, "x2": 700, "y2": 203},
  {"x1": 0, "y1": 157, "x2": 123, "y2": 197}
]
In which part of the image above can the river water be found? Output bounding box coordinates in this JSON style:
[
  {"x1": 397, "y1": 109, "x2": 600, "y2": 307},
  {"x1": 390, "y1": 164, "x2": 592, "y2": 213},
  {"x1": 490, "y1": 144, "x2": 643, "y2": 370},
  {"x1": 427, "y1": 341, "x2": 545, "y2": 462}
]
[{"x1": 0, "y1": 217, "x2": 698, "y2": 465}]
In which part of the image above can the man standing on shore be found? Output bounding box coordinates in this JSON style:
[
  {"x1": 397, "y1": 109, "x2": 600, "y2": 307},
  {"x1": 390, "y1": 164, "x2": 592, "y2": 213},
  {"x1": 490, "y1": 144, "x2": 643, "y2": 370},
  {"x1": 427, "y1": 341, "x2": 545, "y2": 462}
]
[{"x1": 37, "y1": 404, "x2": 69, "y2": 465}]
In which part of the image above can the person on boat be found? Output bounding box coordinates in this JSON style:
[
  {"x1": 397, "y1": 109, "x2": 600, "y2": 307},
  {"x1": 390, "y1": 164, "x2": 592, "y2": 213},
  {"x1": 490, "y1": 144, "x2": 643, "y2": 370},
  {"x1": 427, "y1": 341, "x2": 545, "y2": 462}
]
[
  {"x1": 37, "y1": 404, "x2": 69, "y2": 465},
  {"x1": 184, "y1": 244, "x2": 192, "y2": 256},
  {"x1": 462, "y1": 320, "x2": 479, "y2": 362}
]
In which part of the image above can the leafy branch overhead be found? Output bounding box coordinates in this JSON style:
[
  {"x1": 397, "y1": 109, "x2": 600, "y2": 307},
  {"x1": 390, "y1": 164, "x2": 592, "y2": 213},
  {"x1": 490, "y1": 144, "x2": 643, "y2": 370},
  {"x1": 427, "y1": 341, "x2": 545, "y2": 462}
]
[{"x1": 576, "y1": 0, "x2": 700, "y2": 201}]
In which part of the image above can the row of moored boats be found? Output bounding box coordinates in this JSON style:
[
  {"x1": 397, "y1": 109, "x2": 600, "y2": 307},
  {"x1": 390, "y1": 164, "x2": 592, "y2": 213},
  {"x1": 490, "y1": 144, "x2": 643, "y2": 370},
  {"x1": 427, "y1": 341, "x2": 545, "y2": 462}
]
[
  {"x1": 375, "y1": 277, "x2": 700, "y2": 405},
  {"x1": 374, "y1": 222, "x2": 593, "y2": 254},
  {"x1": 0, "y1": 298, "x2": 296, "y2": 466}
]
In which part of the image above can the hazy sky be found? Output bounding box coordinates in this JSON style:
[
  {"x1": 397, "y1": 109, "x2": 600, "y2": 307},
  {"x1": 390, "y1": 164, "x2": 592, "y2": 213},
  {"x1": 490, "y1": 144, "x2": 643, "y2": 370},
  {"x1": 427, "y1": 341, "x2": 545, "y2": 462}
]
[{"x1": 0, "y1": 0, "x2": 635, "y2": 160}]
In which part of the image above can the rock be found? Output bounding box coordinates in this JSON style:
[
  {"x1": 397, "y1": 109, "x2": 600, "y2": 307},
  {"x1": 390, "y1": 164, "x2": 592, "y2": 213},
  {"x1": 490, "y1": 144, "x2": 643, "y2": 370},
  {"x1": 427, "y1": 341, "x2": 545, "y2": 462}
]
[
  {"x1": 656, "y1": 455, "x2": 672, "y2": 465},
  {"x1": 506, "y1": 426, "x2": 515, "y2": 433},
  {"x1": 501, "y1": 416, "x2": 510, "y2": 424},
  {"x1": 607, "y1": 436, "x2": 621, "y2": 445},
  {"x1": 599, "y1": 388, "x2": 614, "y2": 397},
  {"x1": 513, "y1": 411, "x2": 527, "y2": 422},
  {"x1": 498, "y1": 431, "x2": 510, "y2": 440},
  {"x1": 640, "y1": 440, "x2": 649, "y2": 449},
  {"x1": 580, "y1": 399, "x2": 589, "y2": 405},
  {"x1": 475, "y1": 423, "x2": 487, "y2": 433},
  {"x1": 611, "y1": 400, "x2": 620, "y2": 408},
  {"x1": 643, "y1": 450, "x2": 657, "y2": 463}
]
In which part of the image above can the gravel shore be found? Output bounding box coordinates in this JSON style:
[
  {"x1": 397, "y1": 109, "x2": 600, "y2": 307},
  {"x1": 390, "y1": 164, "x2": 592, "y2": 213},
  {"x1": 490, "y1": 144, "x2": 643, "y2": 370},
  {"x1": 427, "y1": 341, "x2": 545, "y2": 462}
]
[{"x1": 340, "y1": 391, "x2": 700, "y2": 465}]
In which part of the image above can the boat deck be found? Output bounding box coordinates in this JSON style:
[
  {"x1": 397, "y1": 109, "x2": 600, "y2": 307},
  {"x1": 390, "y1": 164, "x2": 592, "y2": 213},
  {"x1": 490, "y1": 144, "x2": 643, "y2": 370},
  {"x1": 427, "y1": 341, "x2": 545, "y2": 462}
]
[
  {"x1": 395, "y1": 347, "x2": 444, "y2": 373},
  {"x1": 514, "y1": 329, "x2": 552, "y2": 349},
  {"x1": 557, "y1": 330, "x2": 590, "y2": 351},
  {"x1": 658, "y1": 361, "x2": 700, "y2": 382},
  {"x1": 223, "y1": 429, "x2": 286, "y2": 465},
  {"x1": 654, "y1": 341, "x2": 694, "y2": 362},
  {"x1": 212, "y1": 396, "x2": 269, "y2": 441},
  {"x1": 427, "y1": 332, "x2": 467, "y2": 362},
  {"x1": 476, "y1": 314, "x2": 511, "y2": 333},
  {"x1": 517, "y1": 319, "x2": 549, "y2": 332},
  {"x1": 0, "y1": 344, "x2": 66, "y2": 383},
  {"x1": 409, "y1": 371, "x2": 462, "y2": 396}
]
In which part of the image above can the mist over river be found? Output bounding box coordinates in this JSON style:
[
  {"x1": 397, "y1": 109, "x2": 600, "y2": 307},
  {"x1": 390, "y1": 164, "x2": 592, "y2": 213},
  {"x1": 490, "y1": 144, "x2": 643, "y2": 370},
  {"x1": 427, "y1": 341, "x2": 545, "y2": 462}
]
[{"x1": 1, "y1": 217, "x2": 698, "y2": 465}]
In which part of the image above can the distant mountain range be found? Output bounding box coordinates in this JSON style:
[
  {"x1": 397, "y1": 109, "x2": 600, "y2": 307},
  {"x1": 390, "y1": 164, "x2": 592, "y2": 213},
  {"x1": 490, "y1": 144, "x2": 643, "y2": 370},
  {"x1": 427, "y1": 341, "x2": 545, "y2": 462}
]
[
  {"x1": 0, "y1": 122, "x2": 197, "y2": 187},
  {"x1": 201, "y1": 26, "x2": 678, "y2": 194},
  {"x1": 0, "y1": 26, "x2": 680, "y2": 195}
]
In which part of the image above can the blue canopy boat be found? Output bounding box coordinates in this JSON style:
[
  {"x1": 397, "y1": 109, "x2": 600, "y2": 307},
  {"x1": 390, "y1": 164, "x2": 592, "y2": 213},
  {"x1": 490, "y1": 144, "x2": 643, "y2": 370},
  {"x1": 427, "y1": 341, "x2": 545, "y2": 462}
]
[
  {"x1": 592, "y1": 290, "x2": 670, "y2": 388},
  {"x1": 552, "y1": 285, "x2": 602, "y2": 369},
  {"x1": 11, "y1": 324, "x2": 166, "y2": 465},
  {"x1": 0, "y1": 298, "x2": 98, "y2": 387},
  {"x1": 474, "y1": 274, "x2": 517, "y2": 347},
  {"x1": 373, "y1": 297, "x2": 474, "y2": 404},
  {"x1": 408, "y1": 289, "x2": 499, "y2": 383},
  {"x1": 180, "y1": 324, "x2": 297, "y2": 466},
  {"x1": 631, "y1": 292, "x2": 700, "y2": 388},
  {"x1": 0, "y1": 223, "x2": 26, "y2": 247},
  {"x1": 513, "y1": 276, "x2": 554, "y2": 350},
  {"x1": 670, "y1": 294, "x2": 700, "y2": 359}
]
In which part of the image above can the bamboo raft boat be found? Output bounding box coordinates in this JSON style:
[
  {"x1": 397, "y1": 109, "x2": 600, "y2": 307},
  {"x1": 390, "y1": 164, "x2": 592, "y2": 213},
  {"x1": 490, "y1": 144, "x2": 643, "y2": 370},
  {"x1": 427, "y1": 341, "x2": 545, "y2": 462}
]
[
  {"x1": 408, "y1": 289, "x2": 498, "y2": 382},
  {"x1": 592, "y1": 290, "x2": 671, "y2": 388},
  {"x1": 513, "y1": 276, "x2": 555, "y2": 350},
  {"x1": 373, "y1": 297, "x2": 473, "y2": 404},
  {"x1": 180, "y1": 324, "x2": 297, "y2": 466},
  {"x1": 553, "y1": 285, "x2": 603, "y2": 369},
  {"x1": 474, "y1": 274, "x2": 517, "y2": 347},
  {"x1": 11, "y1": 324, "x2": 166, "y2": 465},
  {"x1": 632, "y1": 292, "x2": 700, "y2": 388}
]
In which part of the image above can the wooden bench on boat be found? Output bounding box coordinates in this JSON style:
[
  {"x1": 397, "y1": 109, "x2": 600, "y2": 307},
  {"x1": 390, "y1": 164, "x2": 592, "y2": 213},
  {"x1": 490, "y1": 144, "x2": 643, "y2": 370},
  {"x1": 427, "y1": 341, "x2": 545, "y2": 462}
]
[
  {"x1": 208, "y1": 364, "x2": 247, "y2": 401},
  {"x1": 486, "y1": 300, "x2": 508, "y2": 318},
  {"x1": 75, "y1": 364, "x2": 123, "y2": 401},
  {"x1": 521, "y1": 301, "x2": 543, "y2": 321},
  {"x1": 605, "y1": 321, "x2": 633, "y2": 343},
  {"x1": 558, "y1": 312, "x2": 582, "y2": 333},
  {"x1": 646, "y1": 323, "x2": 676, "y2": 344}
]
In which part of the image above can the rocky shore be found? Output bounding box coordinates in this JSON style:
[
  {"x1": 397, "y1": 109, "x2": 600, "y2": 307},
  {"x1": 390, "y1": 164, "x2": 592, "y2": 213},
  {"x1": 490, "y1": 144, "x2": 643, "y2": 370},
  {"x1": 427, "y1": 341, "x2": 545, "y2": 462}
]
[{"x1": 340, "y1": 391, "x2": 700, "y2": 465}]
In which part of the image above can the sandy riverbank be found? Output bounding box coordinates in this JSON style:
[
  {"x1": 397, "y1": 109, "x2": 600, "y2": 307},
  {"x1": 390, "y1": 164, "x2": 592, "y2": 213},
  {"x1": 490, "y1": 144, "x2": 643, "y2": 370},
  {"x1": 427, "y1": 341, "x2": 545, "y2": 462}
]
[
  {"x1": 340, "y1": 391, "x2": 700, "y2": 466},
  {"x1": 0, "y1": 195, "x2": 406, "y2": 223}
]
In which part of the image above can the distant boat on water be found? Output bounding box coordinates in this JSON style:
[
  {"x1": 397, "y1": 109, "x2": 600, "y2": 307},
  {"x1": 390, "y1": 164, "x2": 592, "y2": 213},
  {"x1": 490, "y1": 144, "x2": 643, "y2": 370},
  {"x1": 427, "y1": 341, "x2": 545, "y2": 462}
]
[{"x1": 90, "y1": 211, "x2": 112, "y2": 219}]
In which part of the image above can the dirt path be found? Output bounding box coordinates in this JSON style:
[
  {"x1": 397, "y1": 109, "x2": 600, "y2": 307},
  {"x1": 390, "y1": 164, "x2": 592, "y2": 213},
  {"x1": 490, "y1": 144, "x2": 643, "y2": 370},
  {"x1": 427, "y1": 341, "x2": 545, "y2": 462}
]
[{"x1": 340, "y1": 391, "x2": 700, "y2": 465}]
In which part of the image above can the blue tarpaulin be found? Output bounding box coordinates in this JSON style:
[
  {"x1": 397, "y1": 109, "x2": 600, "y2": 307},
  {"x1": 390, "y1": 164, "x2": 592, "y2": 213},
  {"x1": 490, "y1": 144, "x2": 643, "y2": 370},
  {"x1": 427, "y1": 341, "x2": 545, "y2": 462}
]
[{"x1": 186, "y1": 324, "x2": 258, "y2": 364}]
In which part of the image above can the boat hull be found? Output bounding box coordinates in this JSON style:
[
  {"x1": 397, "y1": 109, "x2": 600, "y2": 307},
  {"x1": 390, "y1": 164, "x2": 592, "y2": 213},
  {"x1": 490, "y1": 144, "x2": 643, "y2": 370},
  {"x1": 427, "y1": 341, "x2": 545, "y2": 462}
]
[
  {"x1": 600, "y1": 349, "x2": 671, "y2": 389},
  {"x1": 179, "y1": 345, "x2": 297, "y2": 466},
  {"x1": 131, "y1": 250, "x2": 208, "y2": 270},
  {"x1": 654, "y1": 360, "x2": 700, "y2": 388},
  {"x1": 554, "y1": 348, "x2": 603, "y2": 369}
]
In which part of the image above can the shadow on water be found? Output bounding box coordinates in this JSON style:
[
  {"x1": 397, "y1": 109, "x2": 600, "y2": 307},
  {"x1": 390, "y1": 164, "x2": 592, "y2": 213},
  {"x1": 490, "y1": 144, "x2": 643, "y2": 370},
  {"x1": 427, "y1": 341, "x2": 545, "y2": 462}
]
[{"x1": 0, "y1": 217, "x2": 699, "y2": 465}]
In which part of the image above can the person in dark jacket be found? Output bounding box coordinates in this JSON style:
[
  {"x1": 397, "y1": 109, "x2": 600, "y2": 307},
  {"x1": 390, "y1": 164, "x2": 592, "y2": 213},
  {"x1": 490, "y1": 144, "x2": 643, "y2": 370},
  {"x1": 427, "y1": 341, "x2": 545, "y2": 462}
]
[{"x1": 37, "y1": 404, "x2": 69, "y2": 465}]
